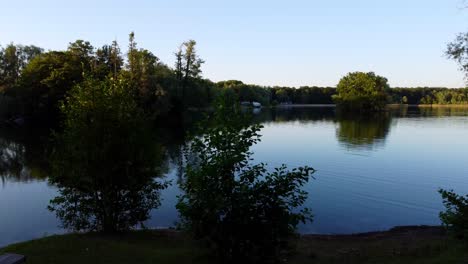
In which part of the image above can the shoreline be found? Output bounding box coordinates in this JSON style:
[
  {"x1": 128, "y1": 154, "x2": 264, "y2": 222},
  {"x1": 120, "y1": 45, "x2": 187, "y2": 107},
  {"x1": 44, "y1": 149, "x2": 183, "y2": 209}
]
[
  {"x1": 2, "y1": 225, "x2": 463, "y2": 264},
  {"x1": 0, "y1": 225, "x2": 444, "y2": 250},
  {"x1": 273, "y1": 103, "x2": 468, "y2": 108}
]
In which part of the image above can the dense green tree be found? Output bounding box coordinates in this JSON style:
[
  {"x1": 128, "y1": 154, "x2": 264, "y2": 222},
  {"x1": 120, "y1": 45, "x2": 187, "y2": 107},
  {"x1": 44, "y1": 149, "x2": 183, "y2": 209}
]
[
  {"x1": 124, "y1": 32, "x2": 172, "y2": 117},
  {"x1": 333, "y1": 72, "x2": 389, "y2": 111},
  {"x1": 217, "y1": 81, "x2": 272, "y2": 105},
  {"x1": 94, "y1": 40, "x2": 123, "y2": 79},
  {"x1": 17, "y1": 50, "x2": 84, "y2": 117},
  {"x1": 68, "y1": 40, "x2": 94, "y2": 63},
  {"x1": 217, "y1": 80, "x2": 245, "y2": 88},
  {"x1": 11, "y1": 40, "x2": 98, "y2": 117},
  {"x1": 270, "y1": 86, "x2": 336, "y2": 105},
  {"x1": 0, "y1": 43, "x2": 43, "y2": 91},
  {"x1": 48, "y1": 76, "x2": 168, "y2": 233},
  {"x1": 389, "y1": 88, "x2": 468, "y2": 105},
  {"x1": 177, "y1": 94, "x2": 315, "y2": 263}
]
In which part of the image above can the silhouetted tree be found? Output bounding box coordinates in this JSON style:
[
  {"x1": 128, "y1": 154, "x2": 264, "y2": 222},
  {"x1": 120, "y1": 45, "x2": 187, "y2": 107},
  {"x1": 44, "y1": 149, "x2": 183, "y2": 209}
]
[{"x1": 174, "y1": 40, "x2": 204, "y2": 107}]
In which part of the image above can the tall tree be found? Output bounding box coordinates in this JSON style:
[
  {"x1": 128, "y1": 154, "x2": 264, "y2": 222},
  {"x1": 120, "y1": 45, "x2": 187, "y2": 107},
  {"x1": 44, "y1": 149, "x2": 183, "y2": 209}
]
[
  {"x1": 67, "y1": 40, "x2": 94, "y2": 72},
  {"x1": 174, "y1": 40, "x2": 204, "y2": 106},
  {"x1": 95, "y1": 40, "x2": 123, "y2": 79},
  {"x1": 0, "y1": 44, "x2": 20, "y2": 87},
  {"x1": 128, "y1": 31, "x2": 137, "y2": 76},
  {"x1": 123, "y1": 32, "x2": 170, "y2": 116}
]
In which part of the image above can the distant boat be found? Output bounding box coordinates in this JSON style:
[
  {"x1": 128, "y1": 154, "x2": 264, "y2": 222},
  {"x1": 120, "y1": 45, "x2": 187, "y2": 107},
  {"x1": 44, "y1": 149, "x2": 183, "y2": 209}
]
[
  {"x1": 252, "y1": 101, "x2": 262, "y2": 108},
  {"x1": 240, "y1": 101, "x2": 262, "y2": 108}
]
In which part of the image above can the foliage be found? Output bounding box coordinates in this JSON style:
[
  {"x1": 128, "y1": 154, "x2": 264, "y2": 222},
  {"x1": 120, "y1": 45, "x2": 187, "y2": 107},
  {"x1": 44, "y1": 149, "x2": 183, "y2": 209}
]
[
  {"x1": 439, "y1": 189, "x2": 468, "y2": 241},
  {"x1": 174, "y1": 40, "x2": 205, "y2": 108},
  {"x1": 333, "y1": 72, "x2": 389, "y2": 111},
  {"x1": 0, "y1": 43, "x2": 43, "y2": 91},
  {"x1": 94, "y1": 40, "x2": 123, "y2": 79},
  {"x1": 12, "y1": 40, "x2": 99, "y2": 117},
  {"x1": 177, "y1": 94, "x2": 315, "y2": 263},
  {"x1": 16, "y1": 50, "x2": 85, "y2": 117},
  {"x1": 270, "y1": 86, "x2": 336, "y2": 105},
  {"x1": 447, "y1": 32, "x2": 468, "y2": 80},
  {"x1": 390, "y1": 87, "x2": 468, "y2": 105},
  {"x1": 48, "y1": 76, "x2": 168, "y2": 233},
  {"x1": 125, "y1": 32, "x2": 172, "y2": 117},
  {"x1": 217, "y1": 80, "x2": 271, "y2": 105}
]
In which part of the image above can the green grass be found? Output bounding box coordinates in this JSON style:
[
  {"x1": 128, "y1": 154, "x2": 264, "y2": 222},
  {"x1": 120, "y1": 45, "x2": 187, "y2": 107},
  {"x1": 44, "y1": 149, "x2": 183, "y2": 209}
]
[
  {"x1": 0, "y1": 230, "x2": 211, "y2": 264},
  {"x1": 1, "y1": 229, "x2": 467, "y2": 264}
]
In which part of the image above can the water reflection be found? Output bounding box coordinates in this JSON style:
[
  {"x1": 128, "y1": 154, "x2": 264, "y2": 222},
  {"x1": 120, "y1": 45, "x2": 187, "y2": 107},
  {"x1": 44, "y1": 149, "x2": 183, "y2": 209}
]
[
  {"x1": 335, "y1": 113, "x2": 392, "y2": 151},
  {"x1": 387, "y1": 105, "x2": 468, "y2": 118},
  {"x1": 0, "y1": 139, "x2": 27, "y2": 184},
  {"x1": 253, "y1": 106, "x2": 335, "y2": 124},
  {"x1": 252, "y1": 107, "x2": 393, "y2": 151},
  {"x1": 48, "y1": 113, "x2": 172, "y2": 232},
  {"x1": 0, "y1": 126, "x2": 49, "y2": 185}
]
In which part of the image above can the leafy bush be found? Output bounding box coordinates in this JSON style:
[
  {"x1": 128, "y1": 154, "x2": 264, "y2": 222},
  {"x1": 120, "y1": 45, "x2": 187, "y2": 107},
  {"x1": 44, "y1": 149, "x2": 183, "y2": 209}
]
[
  {"x1": 177, "y1": 94, "x2": 315, "y2": 263},
  {"x1": 439, "y1": 189, "x2": 468, "y2": 241}
]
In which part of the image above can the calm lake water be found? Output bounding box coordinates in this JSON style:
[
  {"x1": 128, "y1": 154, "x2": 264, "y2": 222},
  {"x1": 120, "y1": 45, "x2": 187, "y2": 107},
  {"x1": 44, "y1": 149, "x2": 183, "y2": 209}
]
[{"x1": 1, "y1": 106, "x2": 468, "y2": 247}]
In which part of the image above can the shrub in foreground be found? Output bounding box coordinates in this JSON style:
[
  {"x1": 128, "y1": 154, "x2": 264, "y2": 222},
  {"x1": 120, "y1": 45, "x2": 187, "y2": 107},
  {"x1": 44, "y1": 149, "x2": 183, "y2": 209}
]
[
  {"x1": 439, "y1": 189, "x2": 468, "y2": 241},
  {"x1": 177, "y1": 94, "x2": 315, "y2": 263}
]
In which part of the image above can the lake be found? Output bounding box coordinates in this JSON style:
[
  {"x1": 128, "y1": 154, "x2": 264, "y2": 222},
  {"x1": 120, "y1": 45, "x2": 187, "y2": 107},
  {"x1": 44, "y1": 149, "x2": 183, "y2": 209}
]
[{"x1": 1, "y1": 106, "x2": 468, "y2": 247}]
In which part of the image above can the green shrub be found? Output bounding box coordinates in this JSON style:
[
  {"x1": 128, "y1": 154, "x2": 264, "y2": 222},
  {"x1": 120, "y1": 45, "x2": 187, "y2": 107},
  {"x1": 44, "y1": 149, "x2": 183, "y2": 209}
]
[
  {"x1": 439, "y1": 189, "x2": 468, "y2": 241},
  {"x1": 177, "y1": 94, "x2": 315, "y2": 263}
]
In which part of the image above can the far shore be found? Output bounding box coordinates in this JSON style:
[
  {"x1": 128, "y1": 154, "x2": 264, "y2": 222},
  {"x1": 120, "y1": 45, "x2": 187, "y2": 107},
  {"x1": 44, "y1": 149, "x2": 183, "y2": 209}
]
[
  {"x1": 274, "y1": 104, "x2": 336, "y2": 107},
  {"x1": 273, "y1": 103, "x2": 468, "y2": 108}
]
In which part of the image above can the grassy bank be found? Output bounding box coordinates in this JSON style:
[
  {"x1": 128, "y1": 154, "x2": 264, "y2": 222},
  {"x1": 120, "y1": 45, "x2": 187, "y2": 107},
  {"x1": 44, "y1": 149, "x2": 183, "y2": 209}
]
[
  {"x1": 1, "y1": 227, "x2": 466, "y2": 264},
  {"x1": 0, "y1": 230, "x2": 211, "y2": 264}
]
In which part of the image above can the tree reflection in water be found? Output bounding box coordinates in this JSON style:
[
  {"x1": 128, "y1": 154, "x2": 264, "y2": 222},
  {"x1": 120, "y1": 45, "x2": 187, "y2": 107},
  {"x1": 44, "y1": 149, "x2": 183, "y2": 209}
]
[{"x1": 335, "y1": 112, "x2": 392, "y2": 151}]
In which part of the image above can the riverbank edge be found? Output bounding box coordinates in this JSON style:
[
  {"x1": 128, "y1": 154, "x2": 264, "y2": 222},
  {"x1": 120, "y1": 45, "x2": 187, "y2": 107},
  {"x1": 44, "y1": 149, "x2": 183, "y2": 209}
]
[
  {"x1": 0, "y1": 225, "x2": 444, "y2": 250},
  {"x1": 2, "y1": 225, "x2": 466, "y2": 264}
]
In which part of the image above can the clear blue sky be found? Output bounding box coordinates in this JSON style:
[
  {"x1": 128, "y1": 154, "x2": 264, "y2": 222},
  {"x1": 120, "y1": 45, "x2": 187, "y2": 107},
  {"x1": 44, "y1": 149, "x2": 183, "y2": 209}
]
[{"x1": 1, "y1": 0, "x2": 467, "y2": 87}]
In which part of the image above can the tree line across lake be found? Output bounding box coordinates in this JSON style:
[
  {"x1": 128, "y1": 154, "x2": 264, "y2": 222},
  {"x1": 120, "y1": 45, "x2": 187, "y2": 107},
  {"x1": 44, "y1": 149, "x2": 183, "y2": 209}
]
[{"x1": 1, "y1": 33, "x2": 468, "y2": 122}]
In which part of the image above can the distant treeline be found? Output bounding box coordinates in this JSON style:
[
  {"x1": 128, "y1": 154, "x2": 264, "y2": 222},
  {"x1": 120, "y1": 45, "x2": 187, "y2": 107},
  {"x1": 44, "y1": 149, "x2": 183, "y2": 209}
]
[
  {"x1": 222, "y1": 84, "x2": 468, "y2": 106},
  {"x1": 389, "y1": 87, "x2": 468, "y2": 105},
  {"x1": 1, "y1": 36, "x2": 467, "y2": 121}
]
